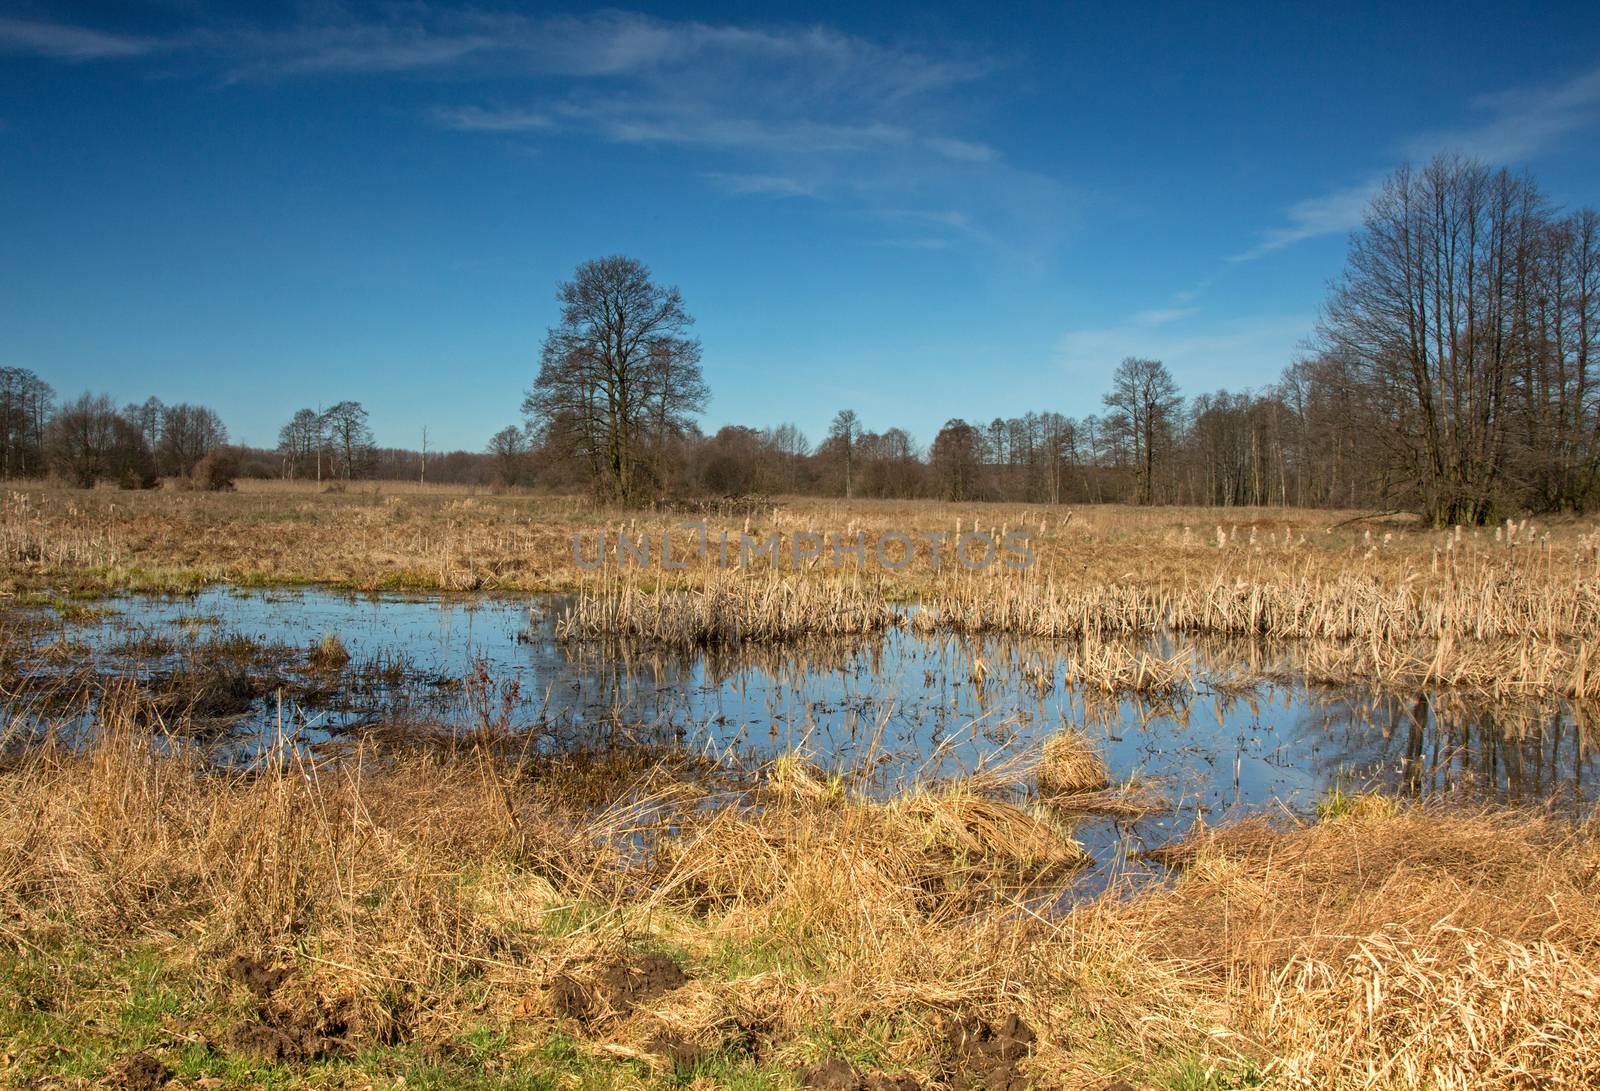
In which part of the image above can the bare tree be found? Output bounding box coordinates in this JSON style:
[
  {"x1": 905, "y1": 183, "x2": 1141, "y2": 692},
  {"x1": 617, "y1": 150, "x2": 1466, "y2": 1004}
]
[
  {"x1": 156, "y1": 403, "x2": 227, "y2": 477},
  {"x1": 0, "y1": 367, "x2": 54, "y2": 477},
  {"x1": 931, "y1": 418, "x2": 983, "y2": 500},
  {"x1": 47, "y1": 393, "x2": 121, "y2": 488},
  {"x1": 1102, "y1": 357, "x2": 1181, "y2": 504},
  {"x1": 123, "y1": 396, "x2": 165, "y2": 452},
  {"x1": 277, "y1": 408, "x2": 323, "y2": 480},
  {"x1": 321, "y1": 401, "x2": 375, "y2": 480},
  {"x1": 765, "y1": 422, "x2": 810, "y2": 492},
  {"x1": 1320, "y1": 156, "x2": 1544, "y2": 524},
  {"x1": 828, "y1": 409, "x2": 861, "y2": 498},
  {"x1": 524, "y1": 256, "x2": 705, "y2": 504},
  {"x1": 485, "y1": 425, "x2": 532, "y2": 486}
]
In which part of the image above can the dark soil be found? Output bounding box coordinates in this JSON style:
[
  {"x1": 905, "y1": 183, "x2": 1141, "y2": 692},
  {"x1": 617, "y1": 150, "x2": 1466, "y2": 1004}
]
[
  {"x1": 552, "y1": 951, "x2": 692, "y2": 1026},
  {"x1": 222, "y1": 952, "x2": 294, "y2": 998},
  {"x1": 644, "y1": 1031, "x2": 710, "y2": 1070},
  {"x1": 221, "y1": 953, "x2": 353, "y2": 1063},
  {"x1": 111, "y1": 1051, "x2": 172, "y2": 1091},
  {"x1": 802, "y1": 1058, "x2": 922, "y2": 1090},
  {"x1": 224, "y1": 995, "x2": 353, "y2": 1063},
  {"x1": 943, "y1": 1013, "x2": 1037, "y2": 1091}
]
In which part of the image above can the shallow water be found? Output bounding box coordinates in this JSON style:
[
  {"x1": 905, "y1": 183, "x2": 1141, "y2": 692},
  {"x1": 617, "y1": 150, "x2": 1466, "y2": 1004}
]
[{"x1": 10, "y1": 586, "x2": 1597, "y2": 870}]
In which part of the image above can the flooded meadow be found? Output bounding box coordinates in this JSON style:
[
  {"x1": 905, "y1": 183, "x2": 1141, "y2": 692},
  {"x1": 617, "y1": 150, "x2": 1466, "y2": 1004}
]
[{"x1": 5, "y1": 586, "x2": 1593, "y2": 880}]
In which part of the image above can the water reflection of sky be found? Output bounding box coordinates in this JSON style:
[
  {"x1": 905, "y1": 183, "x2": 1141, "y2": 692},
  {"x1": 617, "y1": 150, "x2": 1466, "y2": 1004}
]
[{"x1": 27, "y1": 587, "x2": 1599, "y2": 836}]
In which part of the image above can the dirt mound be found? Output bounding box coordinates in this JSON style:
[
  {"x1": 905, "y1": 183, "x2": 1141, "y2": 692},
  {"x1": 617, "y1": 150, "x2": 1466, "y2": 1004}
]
[
  {"x1": 111, "y1": 1052, "x2": 172, "y2": 1090},
  {"x1": 221, "y1": 952, "x2": 353, "y2": 1063},
  {"x1": 802, "y1": 1057, "x2": 921, "y2": 1090},
  {"x1": 225, "y1": 996, "x2": 353, "y2": 1063},
  {"x1": 643, "y1": 1031, "x2": 710, "y2": 1070},
  {"x1": 552, "y1": 952, "x2": 692, "y2": 1026},
  {"x1": 222, "y1": 952, "x2": 294, "y2": 997},
  {"x1": 943, "y1": 1013, "x2": 1036, "y2": 1090}
]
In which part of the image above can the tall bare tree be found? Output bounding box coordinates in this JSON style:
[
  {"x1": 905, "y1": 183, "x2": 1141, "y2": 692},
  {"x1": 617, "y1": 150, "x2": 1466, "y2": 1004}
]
[
  {"x1": 524, "y1": 256, "x2": 705, "y2": 503},
  {"x1": 321, "y1": 401, "x2": 374, "y2": 480},
  {"x1": 276, "y1": 408, "x2": 323, "y2": 480},
  {"x1": 486, "y1": 425, "x2": 532, "y2": 486},
  {"x1": 1102, "y1": 357, "x2": 1181, "y2": 504},
  {"x1": 1320, "y1": 156, "x2": 1545, "y2": 524},
  {"x1": 828, "y1": 409, "x2": 861, "y2": 498},
  {"x1": 156, "y1": 403, "x2": 227, "y2": 477},
  {"x1": 47, "y1": 393, "x2": 121, "y2": 488},
  {"x1": 0, "y1": 367, "x2": 54, "y2": 478},
  {"x1": 931, "y1": 418, "x2": 983, "y2": 500}
]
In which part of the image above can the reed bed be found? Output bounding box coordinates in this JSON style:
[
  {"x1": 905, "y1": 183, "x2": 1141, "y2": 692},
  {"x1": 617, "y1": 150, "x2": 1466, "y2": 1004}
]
[
  {"x1": 910, "y1": 580, "x2": 1164, "y2": 638},
  {"x1": 1293, "y1": 633, "x2": 1600, "y2": 700},
  {"x1": 554, "y1": 574, "x2": 901, "y2": 645}
]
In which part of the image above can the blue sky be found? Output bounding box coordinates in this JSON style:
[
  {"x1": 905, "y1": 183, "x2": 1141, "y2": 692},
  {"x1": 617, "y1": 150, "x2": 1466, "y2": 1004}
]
[{"x1": 4, "y1": 2, "x2": 1600, "y2": 452}]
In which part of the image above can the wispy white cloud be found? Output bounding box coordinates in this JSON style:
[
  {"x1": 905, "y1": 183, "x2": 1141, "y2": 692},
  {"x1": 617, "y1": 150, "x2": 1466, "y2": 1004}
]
[
  {"x1": 704, "y1": 172, "x2": 816, "y2": 198},
  {"x1": 1235, "y1": 65, "x2": 1600, "y2": 262},
  {"x1": 0, "y1": 16, "x2": 151, "y2": 60},
  {"x1": 1404, "y1": 66, "x2": 1600, "y2": 163},
  {"x1": 199, "y1": 11, "x2": 984, "y2": 98},
  {"x1": 428, "y1": 105, "x2": 553, "y2": 132},
  {"x1": 1228, "y1": 177, "x2": 1383, "y2": 262},
  {"x1": 1131, "y1": 306, "x2": 1199, "y2": 327},
  {"x1": 11, "y1": 8, "x2": 1067, "y2": 262},
  {"x1": 871, "y1": 236, "x2": 955, "y2": 250}
]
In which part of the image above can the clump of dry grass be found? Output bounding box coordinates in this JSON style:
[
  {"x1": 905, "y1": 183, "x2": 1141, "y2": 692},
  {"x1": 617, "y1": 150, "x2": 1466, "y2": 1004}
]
[
  {"x1": 1036, "y1": 728, "x2": 1108, "y2": 795},
  {"x1": 307, "y1": 631, "x2": 351, "y2": 672},
  {"x1": 1125, "y1": 806, "x2": 1600, "y2": 1089}
]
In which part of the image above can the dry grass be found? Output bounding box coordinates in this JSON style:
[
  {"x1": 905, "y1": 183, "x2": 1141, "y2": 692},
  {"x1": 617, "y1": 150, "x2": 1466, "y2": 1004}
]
[
  {"x1": 3, "y1": 699, "x2": 1599, "y2": 1088},
  {"x1": 555, "y1": 572, "x2": 900, "y2": 645},
  {"x1": 1036, "y1": 729, "x2": 1109, "y2": 795}
]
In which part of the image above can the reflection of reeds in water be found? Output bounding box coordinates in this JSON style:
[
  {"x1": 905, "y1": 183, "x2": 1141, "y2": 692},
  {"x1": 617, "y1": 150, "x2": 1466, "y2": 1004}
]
[
  {"x1": 1063, "y1": 634, "x2": 1196, "y2": 696},
  {"x1": 558, "y1": 630, "x2": 883, "y2": 690},
  {"x1": 1297, "y1": 687, "x2": 1598, "y2": 805}
]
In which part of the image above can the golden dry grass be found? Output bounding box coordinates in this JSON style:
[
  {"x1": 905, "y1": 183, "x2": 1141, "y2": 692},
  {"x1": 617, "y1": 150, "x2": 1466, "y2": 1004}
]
[
  {"x1": 3, "y1": 700, "x2": 1599, "y2": 1088},
  {"x1": 1036, "y1": 729, "x2": 1109, "y2": 795}
]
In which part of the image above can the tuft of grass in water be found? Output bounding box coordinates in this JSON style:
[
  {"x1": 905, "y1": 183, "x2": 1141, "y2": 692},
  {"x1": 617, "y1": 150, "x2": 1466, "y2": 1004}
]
[
  {"x1": 1316, "y1": 784, "x2": 1400, "y2": 821},
  {"x1": 308, "y1": 631, "x2": 351, "y2": 671}
]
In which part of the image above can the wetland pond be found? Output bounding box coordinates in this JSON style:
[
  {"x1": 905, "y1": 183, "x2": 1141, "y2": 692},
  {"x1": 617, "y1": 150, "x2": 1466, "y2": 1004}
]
[{"x1": 6, "y1": 586, "x2": 1596, "y2": 879}]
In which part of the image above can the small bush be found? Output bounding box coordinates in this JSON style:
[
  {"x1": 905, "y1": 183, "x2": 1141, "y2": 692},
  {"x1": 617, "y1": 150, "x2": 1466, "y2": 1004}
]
[{"x1": 190, "y1": 450, "x2": 239, "y2": 492}]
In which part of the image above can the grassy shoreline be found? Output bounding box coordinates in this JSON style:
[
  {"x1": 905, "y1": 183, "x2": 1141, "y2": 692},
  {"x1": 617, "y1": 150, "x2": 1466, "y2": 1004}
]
[{"x1": 3, "y1": 707, "x2": 1598, "y2": 1090}]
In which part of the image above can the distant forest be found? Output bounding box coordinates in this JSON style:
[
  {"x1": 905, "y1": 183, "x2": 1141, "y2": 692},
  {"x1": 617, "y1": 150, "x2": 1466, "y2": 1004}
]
[{"x1": 3, "y1": 156, "x2": 1595, "y2": 524}]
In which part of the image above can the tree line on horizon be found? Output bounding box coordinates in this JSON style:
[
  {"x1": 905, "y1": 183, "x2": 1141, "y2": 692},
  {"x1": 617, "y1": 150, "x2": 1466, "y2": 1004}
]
[
  {"x1": 3, "y1": 155, "x2": 1595, "y2": 522},
  {"x1": 508, "y1": 156, "x2": 1598, "y2": 525}
]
